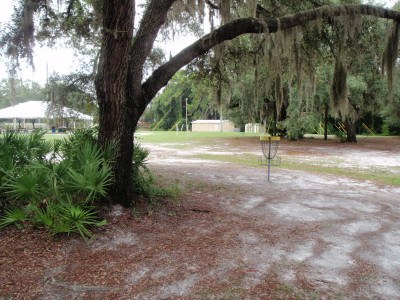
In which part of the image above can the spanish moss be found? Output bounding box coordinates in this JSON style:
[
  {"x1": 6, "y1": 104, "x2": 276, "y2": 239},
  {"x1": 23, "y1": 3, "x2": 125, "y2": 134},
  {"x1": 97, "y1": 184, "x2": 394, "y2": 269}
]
[
  {"x1": 382, "y1": 20, "x2": 400, "y2": 95},
  {"x1": 275, "y1": 74, "x2": 284, "y2": 120},
  {"x1": 330, "y1": 56, "x2": 348, "y2": 119}
]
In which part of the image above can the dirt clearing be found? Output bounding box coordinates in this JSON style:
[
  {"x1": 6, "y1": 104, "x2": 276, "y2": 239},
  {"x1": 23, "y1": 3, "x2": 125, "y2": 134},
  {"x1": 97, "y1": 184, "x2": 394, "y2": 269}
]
[{"x1": 1, "y1": 135, "x2": 400, "y2": 299}]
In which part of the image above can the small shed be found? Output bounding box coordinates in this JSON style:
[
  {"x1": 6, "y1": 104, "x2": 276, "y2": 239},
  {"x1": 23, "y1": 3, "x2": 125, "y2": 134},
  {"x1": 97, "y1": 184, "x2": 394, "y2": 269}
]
[
  {"x1": 191, "y1": 120, "x2": 235, "y2": 132},
  {"x1": 245, "y1": 123, "x2": 265, "y2": 133}
]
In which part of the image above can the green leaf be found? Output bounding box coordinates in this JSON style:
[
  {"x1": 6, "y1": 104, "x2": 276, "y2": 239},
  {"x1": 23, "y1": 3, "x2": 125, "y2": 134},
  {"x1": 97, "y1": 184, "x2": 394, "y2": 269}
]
[
  {"x1": 31, "y1": 204, "x2": 55, "y2": 228},
  {"x1": 52, "y1": 201, "x2": 105, "y2": 241},
  {"x1": 3, "y1": 170, "x2": 47, "y2": 202},
  {"x1": 0, "y1": 207, "x2": 26, "y2": 229}
]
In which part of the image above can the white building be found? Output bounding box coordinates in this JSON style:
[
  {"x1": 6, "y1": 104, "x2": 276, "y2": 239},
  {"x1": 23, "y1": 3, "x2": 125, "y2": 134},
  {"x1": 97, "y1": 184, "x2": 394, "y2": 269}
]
[
  {"x1": 191, "y1": 120, "x2": 235, "y2": 132},
  {"x1": 245, "y1": 123, "x2": 265, "y2": 133}
]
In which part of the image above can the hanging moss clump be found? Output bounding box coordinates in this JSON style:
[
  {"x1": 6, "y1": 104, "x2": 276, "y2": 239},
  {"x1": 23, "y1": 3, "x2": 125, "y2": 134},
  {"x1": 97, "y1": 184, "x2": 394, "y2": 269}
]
[
  {"x1": 275, "y1": 74, "x2": 284, "y2": 119},
  {"x1": 220, "y1": 0, "x2": 231, "y2": 24},
  {"x1": 382, "y1": 20, "x2": 400, "y2": 95},
  {"x1": 330, "y1": 56, "x2": 348, "y2": 119}
]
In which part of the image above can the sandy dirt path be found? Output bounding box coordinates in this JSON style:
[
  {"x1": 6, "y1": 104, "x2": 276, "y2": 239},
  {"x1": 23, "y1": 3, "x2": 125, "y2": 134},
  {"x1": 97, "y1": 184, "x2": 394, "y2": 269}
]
[
  {"x1": 144, "y1": 136, "x2": 400, "y2": 298},
  {"x1": 0, "y1": 135, "x2": 399, "y2": 299}
]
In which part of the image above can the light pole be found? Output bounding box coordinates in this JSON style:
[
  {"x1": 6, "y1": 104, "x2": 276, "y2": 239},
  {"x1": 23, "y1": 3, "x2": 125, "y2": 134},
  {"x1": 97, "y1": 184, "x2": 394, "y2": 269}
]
[{"x1": 185, "y1": 98, "x2": 188, "y2": 132}]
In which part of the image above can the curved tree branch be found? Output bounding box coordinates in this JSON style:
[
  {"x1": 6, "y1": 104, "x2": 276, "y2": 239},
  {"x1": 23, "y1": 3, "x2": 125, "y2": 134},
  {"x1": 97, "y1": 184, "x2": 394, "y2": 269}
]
[
  {"x1": 127, "y1": 0, "x2": 176, "y2": 116},
  {"x1": 206, "y1": 0, "x2": 219, "y2": 10},
  {"x1": 142, "y1": 4, "x2": 400, "y2": 105},
  {"x1": 129, "y1": 0, "x2": 176, "y2": 85}
]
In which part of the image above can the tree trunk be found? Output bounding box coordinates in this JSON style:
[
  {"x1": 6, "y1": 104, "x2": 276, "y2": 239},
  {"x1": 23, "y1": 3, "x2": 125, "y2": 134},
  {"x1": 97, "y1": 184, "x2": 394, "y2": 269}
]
[
  {"x1": 345, "y1": 118, "x2": 357, "y2": 143},
  {"x1": 273, "y1": 105, "x2": 277, "y2": 136},
  {"x1": 96, "y1": 0, "x2": 175, "y2": 206},
  {"x1": 218, "y1": 89, "x2": 223, "y2": 132},
  {"x1": 324, "y1": 101, "x2": 329, "y2": 141},
  {"x1": 95, "y1": 0, "x2": 135, "y2": 206}
]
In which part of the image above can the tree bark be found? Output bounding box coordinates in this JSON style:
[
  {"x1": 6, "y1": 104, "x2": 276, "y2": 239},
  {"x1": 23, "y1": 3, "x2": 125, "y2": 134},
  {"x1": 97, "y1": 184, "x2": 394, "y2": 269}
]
[
  {"x1": 324, "y1": 101, "x2": 329, "y2": 141},
  {"x1": 345, "y1": 118, "x2": 357, "y2": 143},
  {"x1": 96, "y1": 0, "x2": 175, "y2": 206},
  {"x1": 95, "y1": 0, "x2": 135, "y2": 206}
]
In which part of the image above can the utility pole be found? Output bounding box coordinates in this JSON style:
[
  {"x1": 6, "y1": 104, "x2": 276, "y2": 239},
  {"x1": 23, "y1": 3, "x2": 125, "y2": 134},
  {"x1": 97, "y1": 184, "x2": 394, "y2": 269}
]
[
  {"x1": 185, "y1": 98, "x2": 188, "y2": 132},
  {"x1": 46, "y1": 63, "x2": 49, "y2": 85}
]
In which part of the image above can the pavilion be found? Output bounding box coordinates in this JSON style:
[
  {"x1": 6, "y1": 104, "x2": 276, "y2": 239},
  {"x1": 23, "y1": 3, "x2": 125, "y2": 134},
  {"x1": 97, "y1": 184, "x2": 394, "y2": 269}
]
[{"x1": 0, "y1": 100, "x2": 93, "y2": 131}]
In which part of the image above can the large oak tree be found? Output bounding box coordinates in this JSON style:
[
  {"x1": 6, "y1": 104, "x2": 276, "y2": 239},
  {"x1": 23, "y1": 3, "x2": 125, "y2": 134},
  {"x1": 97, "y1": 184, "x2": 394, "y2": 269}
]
[{"x1": 2, "y1": 1, "x2": 400, "y2": 206}]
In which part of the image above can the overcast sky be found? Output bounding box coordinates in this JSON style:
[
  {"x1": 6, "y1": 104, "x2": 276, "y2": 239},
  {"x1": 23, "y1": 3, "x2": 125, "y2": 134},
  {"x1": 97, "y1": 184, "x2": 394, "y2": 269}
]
[
  {"x1": 0, "y1": 0, "x2": 398, "y2": 85},
  {"x1": 0, "y1": 1, "x2": 78, "y2": 84}
]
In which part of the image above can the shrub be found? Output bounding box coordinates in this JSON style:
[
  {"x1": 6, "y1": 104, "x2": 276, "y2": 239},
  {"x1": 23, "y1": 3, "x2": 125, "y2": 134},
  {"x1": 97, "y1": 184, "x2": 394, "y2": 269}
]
[
  {"x1": 63, "y1": 142, "x2": 113, "y2": 204},
  {"x1": 131, "y1": 142, "x2": 180, "y2": 203},
  {"x1": 0, "y1": 128, "x2": 179, "y2": 239},
  {"x1": 50, "y1": 201, "x2": 107, "y2": 241},
  {"x1": 0, "y1": 129, "x2": 110, "y2": 240},
  {"x1": 0, "y1": 131, "x2": 52, "y2": 210}
]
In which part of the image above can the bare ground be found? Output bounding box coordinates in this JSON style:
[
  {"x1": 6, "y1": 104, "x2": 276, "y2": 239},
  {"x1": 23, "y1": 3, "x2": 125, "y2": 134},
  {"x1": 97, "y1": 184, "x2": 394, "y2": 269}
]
[{"x1": 1, "y1": 135, "x2": 400, "y2": 299}]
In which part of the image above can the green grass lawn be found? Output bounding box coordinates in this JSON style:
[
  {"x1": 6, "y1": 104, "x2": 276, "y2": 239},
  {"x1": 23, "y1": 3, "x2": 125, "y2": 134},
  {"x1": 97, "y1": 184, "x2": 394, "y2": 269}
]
[
  {"x1": 43, "y1": 133, "x2": 68, "y2": 140},
  {"x1": 135, "y1": 130, "x2": 262, "y2": 143}
]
